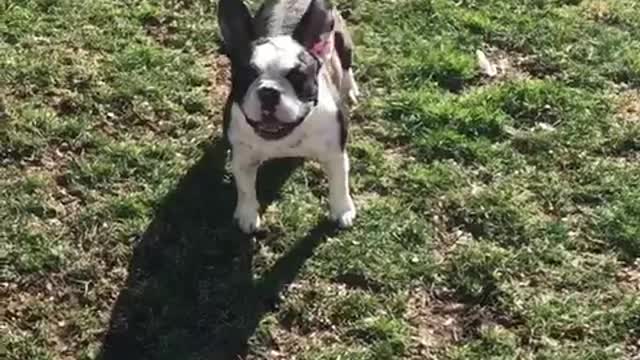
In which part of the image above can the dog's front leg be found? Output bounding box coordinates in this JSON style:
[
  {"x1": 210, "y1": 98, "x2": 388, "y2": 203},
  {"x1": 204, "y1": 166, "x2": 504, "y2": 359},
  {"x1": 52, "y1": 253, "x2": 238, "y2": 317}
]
[
  {"x1": 322, "y1": 151, "x2": 356, "y2": 228},
  {"x1": 231, "y1": 149, "x2": 261, "y2": 233}
]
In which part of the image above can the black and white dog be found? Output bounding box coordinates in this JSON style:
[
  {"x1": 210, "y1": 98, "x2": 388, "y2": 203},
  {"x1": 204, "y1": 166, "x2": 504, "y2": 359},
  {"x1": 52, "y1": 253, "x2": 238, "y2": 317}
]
[{"x1": 218, "y1": 0, "x2": 360, "y2": 233}]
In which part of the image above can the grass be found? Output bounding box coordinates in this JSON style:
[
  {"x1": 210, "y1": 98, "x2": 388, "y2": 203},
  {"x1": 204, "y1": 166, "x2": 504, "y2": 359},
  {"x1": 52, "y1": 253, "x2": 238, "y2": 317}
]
[{"x1": 1, "y1": 0, "x2": 640, "y2": 359}]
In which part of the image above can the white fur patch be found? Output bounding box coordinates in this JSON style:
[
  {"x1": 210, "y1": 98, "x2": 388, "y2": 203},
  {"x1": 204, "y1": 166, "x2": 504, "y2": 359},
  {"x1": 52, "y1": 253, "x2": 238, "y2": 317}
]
[
  {"x1": 252, "y1": 36, "x2": 302, "y2": 71},
  {"x1": 341, "y1": 68, "x2": 360, "y2": 103}
]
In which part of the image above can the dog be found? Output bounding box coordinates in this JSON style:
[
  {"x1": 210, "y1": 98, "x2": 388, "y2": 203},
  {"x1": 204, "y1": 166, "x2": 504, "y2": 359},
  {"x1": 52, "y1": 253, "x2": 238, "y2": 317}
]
[{"x1": 217, "y1": 0, "x2": 360, "y2": 234}]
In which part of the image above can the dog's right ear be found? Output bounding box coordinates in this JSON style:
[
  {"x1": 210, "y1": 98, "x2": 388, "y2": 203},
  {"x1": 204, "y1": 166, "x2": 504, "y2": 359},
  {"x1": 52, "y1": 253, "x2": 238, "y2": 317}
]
[{"x1": 218, "y1": 0, "x2": 254, "y2": 62}]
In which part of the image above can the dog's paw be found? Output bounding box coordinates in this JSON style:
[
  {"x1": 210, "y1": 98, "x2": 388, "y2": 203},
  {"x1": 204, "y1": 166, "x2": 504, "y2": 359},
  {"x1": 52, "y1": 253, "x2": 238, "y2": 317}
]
[
  {"x1": 234, "y1": 205, "x2": 261, "y2": 234},
  {"x1": 348, "y1": 88, "x2": 360, "y2": 104},
  {"x1": 341, "y1": 69, "x2": 361, "y2": 104},
  {"x1": 330, "y1": 198, "x2": 357, "y2": 229},
  {"x1": 348, "y1": 80, "x2": 360, "y2": 104},
  {"x1": 336, "y1": 208, "x2": 357, "y2": 228}
]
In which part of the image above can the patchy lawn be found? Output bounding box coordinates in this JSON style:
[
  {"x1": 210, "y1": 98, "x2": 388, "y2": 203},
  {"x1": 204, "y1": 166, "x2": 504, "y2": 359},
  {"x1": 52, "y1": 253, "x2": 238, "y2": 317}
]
[{"x1": 1, "y1": 0, "x2": 639, "y2": 359}]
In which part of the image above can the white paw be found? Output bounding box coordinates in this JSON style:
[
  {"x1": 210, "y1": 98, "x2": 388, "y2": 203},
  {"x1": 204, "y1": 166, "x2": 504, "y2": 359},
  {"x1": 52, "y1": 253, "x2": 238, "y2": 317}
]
[
  {"x1": 336, "y1": 208, "x2": 357, "y2": 228},
  {"x1": 234, "y1": 205, "x2": 261, "y2": 234},
  {"x1": 330, "y1": 198, "x2": 357, "y2": 229},
  {"x1": 342, "y1": 69, "x2": 361, "y2": 104},
  {"x1": 348, "y1": 88, "x2": 360, "y2": 104},
  {"x1": 349, "y1": 79, "x2": 361, "y2": 103}
]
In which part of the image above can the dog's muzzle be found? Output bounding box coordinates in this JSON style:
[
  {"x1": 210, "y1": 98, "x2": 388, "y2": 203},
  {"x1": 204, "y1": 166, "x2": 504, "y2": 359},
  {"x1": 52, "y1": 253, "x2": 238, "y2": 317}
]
[{"x1": 244, "y1": 110, "x2": 308, "y2": 140}]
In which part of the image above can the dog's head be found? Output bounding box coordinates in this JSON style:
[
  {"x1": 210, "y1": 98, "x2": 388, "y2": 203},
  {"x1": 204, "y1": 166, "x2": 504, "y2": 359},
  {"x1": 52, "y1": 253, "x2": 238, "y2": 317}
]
[{"x1": 218, "y1": 0, "x2": 334, "y2": 140}]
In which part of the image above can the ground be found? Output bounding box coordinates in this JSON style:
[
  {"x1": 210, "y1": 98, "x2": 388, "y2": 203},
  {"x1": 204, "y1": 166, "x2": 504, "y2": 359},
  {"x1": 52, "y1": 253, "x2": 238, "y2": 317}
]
[{"x1": 1, "y1": 0, "x2": 640, "y2": 359}]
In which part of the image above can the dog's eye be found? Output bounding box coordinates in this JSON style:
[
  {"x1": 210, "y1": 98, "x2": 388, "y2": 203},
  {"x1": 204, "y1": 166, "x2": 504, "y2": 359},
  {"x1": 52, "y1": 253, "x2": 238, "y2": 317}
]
[
  {"x1": 243, "y1": 64, "x2": 260, "y2": 81},
  {"x1": 286, "y1": 68, "x2": 307, "y2": 88},
  {"x1": 287, "y1": 67, "x2": 317, "y2": 103},
  {"x1": 234, "y1": 64, "x2": 260, "y2": 94}
]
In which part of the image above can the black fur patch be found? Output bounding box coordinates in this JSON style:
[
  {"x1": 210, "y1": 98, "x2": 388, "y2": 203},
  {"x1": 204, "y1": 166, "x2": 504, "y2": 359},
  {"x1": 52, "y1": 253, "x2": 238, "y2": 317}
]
[
  {"x1": 333, "y1": 31, "x2": 352, "y2": 70},
  {"x1": 293, "y1": 0, "x2": 334, "y2": 49},
  {"x1": 336, "y1": 105, "x2": 348, "y2": 150},
  {"x1": 287, "y1": 51, "x2": 321, "y2": 104},
  {"x1": 222, "y1": 95, "x2": 233, "y2": 145},
  {"x1": 230, "y1": 62, "x2": 259, "y2": 104}
]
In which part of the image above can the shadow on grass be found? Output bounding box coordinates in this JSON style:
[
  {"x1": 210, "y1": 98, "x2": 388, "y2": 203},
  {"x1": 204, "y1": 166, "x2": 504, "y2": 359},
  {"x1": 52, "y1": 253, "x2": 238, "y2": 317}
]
[{"x1": 98, "y1": 137, "x2": 337, "y2": 360}]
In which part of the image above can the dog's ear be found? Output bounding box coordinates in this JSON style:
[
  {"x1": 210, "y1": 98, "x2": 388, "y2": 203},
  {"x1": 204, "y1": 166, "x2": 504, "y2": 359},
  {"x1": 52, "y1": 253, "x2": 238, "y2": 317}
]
[
  {"x1": 218, "y1": 0, "x2": 254, "y2": 62},
  {"x1": 293, "y1": 0, "x2": 335, "y2": 58}
]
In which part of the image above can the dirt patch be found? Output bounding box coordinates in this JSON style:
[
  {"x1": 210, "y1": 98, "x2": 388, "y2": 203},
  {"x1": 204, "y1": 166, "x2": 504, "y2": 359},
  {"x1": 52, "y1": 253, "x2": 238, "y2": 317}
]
[
  {"x1": 332, "y1": 272, "x2": 385, "y2": 292},
  {"x1": 248, "y1": 280, "x2": 359, "y2": 358},
  {"x1": 143, "y1": 14, "x2": 180, "y2": 47},
  {"x1": 476, "y1": 48, "x2": 531, "y2": 83},
  {"x1": 627, "y1": 324, "x2": 640, "y2": 360},
  {"x1": 2, "y1": 146, "x2": 128, "y2": 359},
  {"x1": 619, "y1": 260, "x2": 640, "y2": 360},
  {"x1": 3, "y1": 269, "x2": 120, "y2": 360},
  {"x1": 583, "y1": 0, "x2": 630, "y2": 30},
  {"x1": 617, "y1": 259, "x2": 640, "y2": 293},
  {"x1": 584, "y1": 0, "x2": 612, "y2": 21},
  {"x1": 206, "y1": 54, "x2": 231, "y2": 103},
  {"x1": 430, "y1": 200, "x2": 474, "y2": 263},
  {"x1": 405, "y1": 287, "x2": 525, "y2": 358},
  {"x1": 22, "y1": 146, "x2": 85, "y2": 214},
  {"x1": 383, "y1": 147, "x2": 416, "y2": 164},
  {"x1": 477, "y1": 47, "x2": 560, "y2": 85},
  {"x1": 615, "y1": 89, "x2": 640, "y2": 123},
  {"x1": 248, "y1": 327, "x2": 340, "y2": 360},
  {"x1": 404, "y1": 289, "x2": 466, "y2": 358}
]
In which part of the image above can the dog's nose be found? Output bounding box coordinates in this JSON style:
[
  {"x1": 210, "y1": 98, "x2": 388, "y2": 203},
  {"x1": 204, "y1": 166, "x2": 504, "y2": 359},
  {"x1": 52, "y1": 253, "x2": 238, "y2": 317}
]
[{"x1": 257, "y1": 87, "x2": 280, "y2": 111}]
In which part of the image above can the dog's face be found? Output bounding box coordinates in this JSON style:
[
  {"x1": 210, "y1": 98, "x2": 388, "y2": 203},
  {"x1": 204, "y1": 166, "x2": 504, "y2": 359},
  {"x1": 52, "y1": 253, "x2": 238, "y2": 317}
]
[
  {"x1": 218, "y1": 0, "x2": 333, "y2": 140},
  {"x1": 237, "y1": 37, "x2": 321, "y2": 140}
]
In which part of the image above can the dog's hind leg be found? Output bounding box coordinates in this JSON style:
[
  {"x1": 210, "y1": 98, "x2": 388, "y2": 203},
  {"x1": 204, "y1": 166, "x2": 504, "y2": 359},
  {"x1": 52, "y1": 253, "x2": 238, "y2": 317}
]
[{"x1": 333, "y1": 11, "x2": 360, "y2": 103}]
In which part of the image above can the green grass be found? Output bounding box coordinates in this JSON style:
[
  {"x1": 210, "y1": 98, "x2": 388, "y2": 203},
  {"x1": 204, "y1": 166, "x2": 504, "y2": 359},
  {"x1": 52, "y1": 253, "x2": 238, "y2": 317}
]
[{"x1": 2, "y1": 0, "x2": 640, "y2": 359}]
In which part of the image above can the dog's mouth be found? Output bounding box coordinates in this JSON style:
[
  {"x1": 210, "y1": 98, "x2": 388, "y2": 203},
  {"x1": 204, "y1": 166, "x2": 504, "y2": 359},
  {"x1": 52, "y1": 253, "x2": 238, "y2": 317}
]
[{"x1": 245, "y1": 112, "x2": 307, "y2": 140}]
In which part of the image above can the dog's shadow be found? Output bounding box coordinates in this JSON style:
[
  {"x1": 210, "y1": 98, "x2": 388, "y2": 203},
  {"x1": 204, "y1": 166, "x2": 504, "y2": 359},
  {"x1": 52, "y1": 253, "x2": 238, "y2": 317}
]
[{"x1": 98, "y1": 138, "x2": 337, "y2": 360}]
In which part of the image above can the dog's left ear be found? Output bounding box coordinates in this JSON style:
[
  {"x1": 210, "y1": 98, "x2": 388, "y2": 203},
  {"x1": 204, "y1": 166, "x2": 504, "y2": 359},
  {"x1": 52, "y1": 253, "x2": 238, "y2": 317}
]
[
  {"x1": 293, "y1": 0, "x2": 335, "y2": 59},
  {"x1": 218, "y1": 0, "x2": 254, "y2": 63}
]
